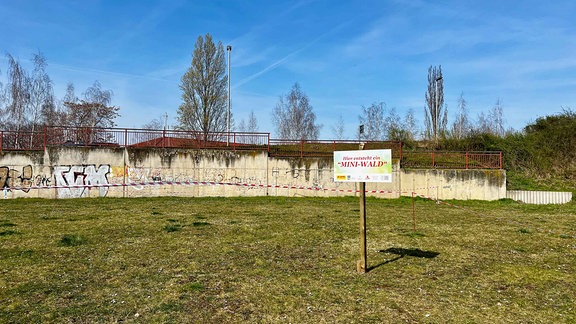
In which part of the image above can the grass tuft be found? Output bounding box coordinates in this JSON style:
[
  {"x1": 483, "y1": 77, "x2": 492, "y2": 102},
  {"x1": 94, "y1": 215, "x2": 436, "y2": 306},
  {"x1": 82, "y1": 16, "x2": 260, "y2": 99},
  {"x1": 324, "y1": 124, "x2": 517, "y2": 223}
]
[
  {"x1": 0, "y1": 221, "x2": 17, "y2": 227},
  {"x1": 163, "y1": 224, "x2": 181, "y2": 232},
  {"x1": 184, "y1": 282, "x2": 205, "y2": 292},
  {"x1": 0, "y1": 230, "x2": 19, "y2": 236},
  {"x1": 58, "y1": 234, "x2": 87, "y2": 246},
  {"x1": 403, "y1": 231, "x2": 426, "y2": 238},
  {"x1": 192, "y1": 221, "x2": 210, "y2": 227},
  {"x1": 157, "y1": 302, "x2": 183, "y2": 312}
]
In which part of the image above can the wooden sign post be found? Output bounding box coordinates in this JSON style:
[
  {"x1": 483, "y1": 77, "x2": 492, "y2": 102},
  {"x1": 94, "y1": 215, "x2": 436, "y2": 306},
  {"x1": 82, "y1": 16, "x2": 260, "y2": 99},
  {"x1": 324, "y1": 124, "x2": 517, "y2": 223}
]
[
  {"x1": 357, "y1": 142, "x2": 367, "y2": 273},
  {"x1": 358, "y1": 180, "x2": 367, "y2": 273},
  {"x1": 333, "y1": 146, "x2": 392, "y2": 274}
]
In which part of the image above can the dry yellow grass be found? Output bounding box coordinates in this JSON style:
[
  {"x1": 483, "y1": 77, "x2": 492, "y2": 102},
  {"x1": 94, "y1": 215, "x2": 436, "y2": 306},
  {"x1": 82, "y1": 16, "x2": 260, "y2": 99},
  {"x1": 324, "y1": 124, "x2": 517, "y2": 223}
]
[{"x1": 1, "y1": 196, "x2": 575, "y2": 322}]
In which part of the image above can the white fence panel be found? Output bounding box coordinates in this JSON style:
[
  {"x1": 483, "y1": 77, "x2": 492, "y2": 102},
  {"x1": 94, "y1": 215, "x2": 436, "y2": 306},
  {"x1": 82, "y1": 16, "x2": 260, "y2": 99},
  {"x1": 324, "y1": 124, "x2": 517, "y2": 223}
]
[{"x1": 506, "y1": 190, "x2": 572, "y2": 204}]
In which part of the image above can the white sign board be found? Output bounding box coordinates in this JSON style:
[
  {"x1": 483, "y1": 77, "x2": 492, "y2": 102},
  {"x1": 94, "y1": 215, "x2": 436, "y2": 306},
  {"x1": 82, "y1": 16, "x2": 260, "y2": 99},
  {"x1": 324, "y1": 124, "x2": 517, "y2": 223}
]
[{"x1": 333, "y1": 149, "x2": 392, "y2": 183}]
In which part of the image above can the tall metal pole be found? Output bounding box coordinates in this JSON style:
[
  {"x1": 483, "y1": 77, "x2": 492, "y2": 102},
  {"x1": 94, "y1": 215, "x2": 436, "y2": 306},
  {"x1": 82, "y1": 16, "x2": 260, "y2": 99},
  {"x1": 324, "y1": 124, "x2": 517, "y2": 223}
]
[
  {"x1": 227, "y1": 45, "x2": 232, "y2": 146},
  {"x1": 435, "y1": 80, "x2": 438, "y2": 143},
  {"x1": 434, "y1": 75, "x2": 442, "y2": 144}
]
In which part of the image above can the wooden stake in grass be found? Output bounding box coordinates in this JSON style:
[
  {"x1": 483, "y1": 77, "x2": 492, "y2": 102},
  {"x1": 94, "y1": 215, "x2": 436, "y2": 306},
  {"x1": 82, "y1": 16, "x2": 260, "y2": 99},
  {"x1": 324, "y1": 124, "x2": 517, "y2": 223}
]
[
  {"x1": 412, "y1": 191, "x2": 417, "y2": 232},
  {"x1": 357, "y1": 181, "x2": 367, "y2": 274},
  {"x1": 357, "y1": 142, "x2": 367, "y2": 274}
]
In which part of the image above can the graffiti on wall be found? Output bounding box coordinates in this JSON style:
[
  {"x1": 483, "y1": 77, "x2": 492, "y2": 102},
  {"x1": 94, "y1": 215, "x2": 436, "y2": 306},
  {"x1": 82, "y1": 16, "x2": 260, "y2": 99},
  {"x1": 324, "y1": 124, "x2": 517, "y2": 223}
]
[
  {"x1": 54, "y1": 164, "x2": 111, "y2": 198},
  {"x1": 34, "y1": 175, "x2": 51, "y2": 187},
  {"x1": 1, "y1": 165, "x2": 33, "y2": 193},
  {"x1": 111, "y1": 165, "x2": 163, "y2": 190},
  {"x1": 2, "y1": 162, "x2": 267, "y2": 198}
]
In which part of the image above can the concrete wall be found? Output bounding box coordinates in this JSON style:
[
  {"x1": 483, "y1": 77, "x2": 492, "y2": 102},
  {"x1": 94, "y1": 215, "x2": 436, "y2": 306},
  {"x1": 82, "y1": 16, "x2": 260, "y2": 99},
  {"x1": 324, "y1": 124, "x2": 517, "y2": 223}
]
[
  {"x1": 0, "y1": 147, "x2": 506, "y2": 200},
  {"x1": 401, "y1": 169, "x2": 507, "y2": 201}
]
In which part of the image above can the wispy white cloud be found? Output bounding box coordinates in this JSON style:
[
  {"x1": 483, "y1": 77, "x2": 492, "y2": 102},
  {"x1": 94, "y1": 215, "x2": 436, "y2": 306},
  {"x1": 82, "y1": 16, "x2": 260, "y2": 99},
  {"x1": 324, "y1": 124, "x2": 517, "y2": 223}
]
[
  {"x1": 234, "y1": 18, "x2": 351, "y2": 89},
  {"x1": 49, "y1": 62, "x2": 175, "y2": 83}
]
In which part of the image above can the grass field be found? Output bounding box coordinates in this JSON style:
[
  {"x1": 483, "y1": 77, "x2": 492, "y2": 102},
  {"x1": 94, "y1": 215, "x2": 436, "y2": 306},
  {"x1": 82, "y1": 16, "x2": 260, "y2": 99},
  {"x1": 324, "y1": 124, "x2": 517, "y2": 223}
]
[{"x1": 1, "y1": 196, "x2": 575, "y2": 323}]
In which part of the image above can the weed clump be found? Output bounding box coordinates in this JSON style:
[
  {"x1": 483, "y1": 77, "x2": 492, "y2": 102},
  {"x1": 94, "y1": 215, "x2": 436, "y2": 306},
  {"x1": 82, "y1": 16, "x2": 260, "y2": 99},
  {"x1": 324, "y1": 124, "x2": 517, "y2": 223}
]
[
  {"x1": 0, "y1": 221, "x2": 17, "y2": 227},
  {"x1": 192, "y1": 222, "x2": 210, "y2": 227},
  {"x1": 58, "y1": 234, "x2": 87, "y2": 246},
  {"x1": 0, "y1": 230, "x2": 19, "y2": 236},
  {"x1": 163, "y1": 223, "x2": 182, "y2": 232}
]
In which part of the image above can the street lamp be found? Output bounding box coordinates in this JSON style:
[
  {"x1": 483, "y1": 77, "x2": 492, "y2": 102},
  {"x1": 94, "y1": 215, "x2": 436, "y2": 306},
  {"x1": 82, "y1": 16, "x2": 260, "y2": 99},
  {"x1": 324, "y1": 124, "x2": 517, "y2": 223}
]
[
  {"x1": 226, "y1": 45, "x2": 232, "y2": 146},
  {"x1": 434, "y1": 76, "x2": 443, "y2": 143}
]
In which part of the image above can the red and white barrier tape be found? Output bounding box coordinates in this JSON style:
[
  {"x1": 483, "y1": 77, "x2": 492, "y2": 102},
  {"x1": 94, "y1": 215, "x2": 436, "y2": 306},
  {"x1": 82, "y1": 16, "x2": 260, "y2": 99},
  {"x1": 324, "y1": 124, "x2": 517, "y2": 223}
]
[{"x1": 5, "y1": 180, "x2": 436, "y2": 196}]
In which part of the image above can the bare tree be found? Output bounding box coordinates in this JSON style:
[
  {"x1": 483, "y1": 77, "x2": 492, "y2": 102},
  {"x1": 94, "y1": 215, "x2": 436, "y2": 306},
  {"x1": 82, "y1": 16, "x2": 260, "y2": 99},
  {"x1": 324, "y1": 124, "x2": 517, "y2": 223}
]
[
  {"x1": 50, "y1": 82, "x2": 78, "y2": 126},
  {"x1": 472, "y1": 99, "x2": 505, "y2": 136},
  {"x1": 63, "y1": 82, "x2": 77, "y2": 104},
  {"x1": 238, "y1": 110, "x2": 258, "y2": 132},
  {"x1": 385, "y1": 107, "x2": 401, "y2": 139},
  {"x1": 358, "y1": 102, "x2": 386, "y2": 141},
  {"x1": 142, "y1": 118, "x2": 164, "y2": 130},
  {"x1": 28, "y1": 52, "x2": 56, "y2": 129},
  {"x1": 247, "y1": 110, "x2": 258, "y2": 133},
  {"x1": 5, "y1": 54, "x2": 31, "y2": 134},
  {"x1": 83, "y1": 80, "x2": 113, "y2": 107},
  {"x1": 403, "y1": 108, "x2": 418, "y2": 140},
  {"x1": 451, "y1": 92, "x2": 470, "y2": 139},
  {"x1": 331, "y1": 114, "x2": 345, "y2": 140},
  {"x1": 490, "y1": 98, "x2": 504, "y2": 137},
  {"x1": 237, "y1": 110, "x2": 259, "y2": 144},
  {"x1": 64, "y1": 81, "x2": 119, "y2": 129},
  {"x1": 272, "y1": 82, "x2": 321, "y2": 140},
  {"x1": 177, "y1": 33, "x2": 228, "y2": 142},
  {"x1": 384, "y1": 107, "x2": 420, "y2": 142},
  {"x1": 475, "y1": 111, "x2": 491, "y2": 134},
  {"x1": 424, "y1": 65, "x2": 447, "y2": 144},
  {"x1": 0, "y1": 68, "x2": 5, "y2": 124},
  {"x1": 143, "y1": 113, "x2": 169, "y2": 130},
  {"x1": 64, "y1": 101, "x2": 119, "y2": 129},
  {"x1": 237, "y1": 119, "x2": 246, "y2": 132}
]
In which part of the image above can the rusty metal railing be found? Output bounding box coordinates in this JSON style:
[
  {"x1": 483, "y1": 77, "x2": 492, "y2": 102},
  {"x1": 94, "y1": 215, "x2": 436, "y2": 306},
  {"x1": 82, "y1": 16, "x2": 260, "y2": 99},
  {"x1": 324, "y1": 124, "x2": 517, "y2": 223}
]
[
  {"x1": 0, "y1": 127, "x2": 270, "y2": 152},
  {"x1": 401, "y1": 151, "x2": 502, "y2": 169},
  {"x1": 0, "y1": 127, "x2": 502, "y2": 169}
]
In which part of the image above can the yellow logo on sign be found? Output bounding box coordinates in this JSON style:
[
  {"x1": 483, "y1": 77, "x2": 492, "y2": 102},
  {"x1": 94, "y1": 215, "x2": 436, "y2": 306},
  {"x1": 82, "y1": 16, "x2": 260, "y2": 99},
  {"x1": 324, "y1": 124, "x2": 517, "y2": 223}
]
[{"x1": 336, "y1": 175, "x2": 347, "y2": 180}]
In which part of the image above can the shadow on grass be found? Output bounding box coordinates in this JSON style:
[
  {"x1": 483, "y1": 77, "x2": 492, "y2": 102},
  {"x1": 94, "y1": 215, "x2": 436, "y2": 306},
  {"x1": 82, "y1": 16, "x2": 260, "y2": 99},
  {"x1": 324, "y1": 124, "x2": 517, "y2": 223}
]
[{"x1": 368, "y1": 248, "x2": 440, "y2": 272}]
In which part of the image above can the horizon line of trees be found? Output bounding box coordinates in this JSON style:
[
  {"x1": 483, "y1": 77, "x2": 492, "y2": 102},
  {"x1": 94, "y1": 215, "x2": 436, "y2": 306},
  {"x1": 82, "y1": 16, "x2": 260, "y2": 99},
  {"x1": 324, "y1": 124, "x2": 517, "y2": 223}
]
[
  {"x1": 0, "y1": 46, "x2": 523, "y2": 145},
  {"x1": 176, "y1": 48, "x2": 510, "y2": 144},
  {"x1": 0, "y1": 45, "x2": 566, "y2": 149},
  {"x1": 355, "y1": 65, "x2": 509, "y2": 146}
]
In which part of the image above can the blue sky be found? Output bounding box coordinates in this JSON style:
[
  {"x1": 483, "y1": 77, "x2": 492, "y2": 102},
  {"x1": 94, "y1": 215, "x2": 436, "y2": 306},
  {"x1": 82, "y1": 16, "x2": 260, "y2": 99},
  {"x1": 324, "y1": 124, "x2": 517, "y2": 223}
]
[{"x1": 1, "y1": 0, "x2": 575, "y2": 139}]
